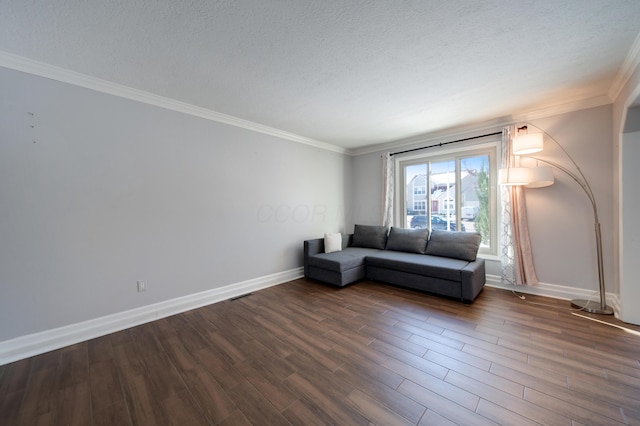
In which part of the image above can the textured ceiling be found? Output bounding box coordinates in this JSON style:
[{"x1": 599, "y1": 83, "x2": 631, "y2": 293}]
[{"x1": 1, "y1": 1, "x2": 640, "y2": 150}]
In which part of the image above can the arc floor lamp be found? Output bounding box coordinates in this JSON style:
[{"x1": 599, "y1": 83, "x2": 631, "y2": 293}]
[{"x1": 500, "y1": 124, "x2": 613, "y2": 315}]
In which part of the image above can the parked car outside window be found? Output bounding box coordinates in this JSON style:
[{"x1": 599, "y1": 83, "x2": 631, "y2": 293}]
[{"x1": 409, "y1": 215, "x2": 466, "y2": 231}]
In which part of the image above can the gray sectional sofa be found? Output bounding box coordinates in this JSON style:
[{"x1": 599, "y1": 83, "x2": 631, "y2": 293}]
[{"x1": 304, "y1": 224, "x2": 486, "y2": 303}]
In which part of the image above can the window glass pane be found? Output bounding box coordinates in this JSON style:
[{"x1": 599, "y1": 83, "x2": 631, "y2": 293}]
[
  {"x1": 460, "y1": 155, "x2": 490, "y2": 247},
  {"x1": 405, "y1": 163, "x2": 427, "y2": 228},
  {"x1": 430, "y1": 160, "x2": 458, "y2": 231}
]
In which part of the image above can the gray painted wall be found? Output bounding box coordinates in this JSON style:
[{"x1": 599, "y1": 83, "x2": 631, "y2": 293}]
[
  {"x1": 0, "y1": 68, "x2": 349, "y2": 341},
  {"x1": 520, "y1": 106, "x2": 613, "y2": 291},
  {"x1": 624, "y1": 107, "x2": 640, "y2": 133},
  {"x1": 620, "y1": 129, "x2": 640, "y2": 324}
]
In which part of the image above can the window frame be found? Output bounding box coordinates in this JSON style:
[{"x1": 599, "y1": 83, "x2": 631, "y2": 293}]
[{"x1": 394, "y1": 140, "x2": 499, "y2": 256}]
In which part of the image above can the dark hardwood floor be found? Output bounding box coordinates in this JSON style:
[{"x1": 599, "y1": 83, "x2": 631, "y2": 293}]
[{"x1": 1, "y1": 279, "x2": 639, "y2": 425}]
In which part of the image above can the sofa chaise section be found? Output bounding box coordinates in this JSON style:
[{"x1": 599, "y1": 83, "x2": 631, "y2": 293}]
[
  {"x1": 304, "y1": 234, "x2": 382, "y2": 286},
  {"x1": 305, "y1": 245, "x2": 382, "y2": 287}
]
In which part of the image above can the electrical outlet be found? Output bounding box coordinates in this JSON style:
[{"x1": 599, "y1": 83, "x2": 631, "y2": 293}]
[{"x1": 137, "y1": 281, "x2": 147, "y2": 292}]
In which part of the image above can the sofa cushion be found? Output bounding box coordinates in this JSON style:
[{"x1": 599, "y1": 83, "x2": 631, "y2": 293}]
[
  {"x1": 425, "y1": 230, "x2": 481, "y2": 261},
  {"x1": 366, "y1": 251, "x2": 470, "y2": 282},
  {"x1": 307, "y1": 247, "x2": 382, "y2": 273},
  {"x1": 385, "y1": 227, "x2": 429, "y2": 254},
  {"x1": 351, "y1": 224, "x2": 389, "y2": 249}
]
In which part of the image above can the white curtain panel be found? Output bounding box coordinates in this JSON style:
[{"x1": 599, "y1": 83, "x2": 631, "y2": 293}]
[
  {"x1": 382, "y1": 152, "x2": 395, "y2": 227},
  {"x1": 500, "y1": 127, "x2": 517, "y2": 286},
  {"x1": 500, "y1": 126, "x2": 539, "y2": 286}
]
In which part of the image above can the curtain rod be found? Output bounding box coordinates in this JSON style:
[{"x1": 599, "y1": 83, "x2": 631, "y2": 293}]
[{"x1": 390, "y1": 131, "x2": 502, "y2": 156}]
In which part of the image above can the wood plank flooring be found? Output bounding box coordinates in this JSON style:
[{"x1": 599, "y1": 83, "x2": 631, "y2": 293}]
[{"x1": 1, "y1": 279, "x2": 640, "y2": 425}]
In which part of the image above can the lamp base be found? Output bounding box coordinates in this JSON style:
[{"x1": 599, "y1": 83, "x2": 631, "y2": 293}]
[{"x1": 570, "y1": 299, "x2": 614, "y2": 315}]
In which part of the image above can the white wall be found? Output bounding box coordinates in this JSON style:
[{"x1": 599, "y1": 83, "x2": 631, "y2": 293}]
[
  {"x1": 0, "y1": 67, "x2": 349, "y2": 342},
  {"x1": 620, "y1": 128, "x2": 640, "y2": 324},
  {"x1": 351, "y1": 105, "x2": 615, "y2": 297},
  {"x1": 613, "y1": 57, "x2": 640, "y2": 324}
]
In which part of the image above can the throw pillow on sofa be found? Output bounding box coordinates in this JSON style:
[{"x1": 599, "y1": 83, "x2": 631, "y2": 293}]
[
  {"x1": 351, "y1": 224, "x2": 389, "y2": 249},
  {"x1": 324, "y1": 232, "x2": 342, "y2": 253},
  {"x1": 425, "y1": 230, "x2": 482, "y2": 261},
  {"x1": 385, "y1": 227, "x2": 430, "y2": 254}
]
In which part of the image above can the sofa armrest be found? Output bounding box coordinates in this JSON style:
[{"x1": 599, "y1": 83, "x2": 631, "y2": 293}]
[
  {"x1": 304, "y1": 234, "x2": 354, "y2": 278},
  {"x1": 305, "y1": 238, "x2": 324, "y2": 256},
  {"x1": 460, "y1": 258, "x2": 486, "y2": 302},
  {"x1": 304, "y1": 238, "x2": 324, "y2": 278}
]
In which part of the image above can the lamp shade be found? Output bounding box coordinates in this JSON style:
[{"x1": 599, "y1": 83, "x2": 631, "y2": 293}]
[
  {"x1": 525, "y1": 166, "x2": 554, "y2": 188},
  {"x1": 513, "y1": 133, "x2": 543, "y2": 155},
  {"x1": 499, "y1": 167, "x2": 531, "y2": 186}
]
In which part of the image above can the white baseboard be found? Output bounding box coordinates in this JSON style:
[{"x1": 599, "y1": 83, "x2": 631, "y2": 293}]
[
  {"x1": 486, "y1": 274, "x2": 620, "y2": 316},
  {"x1": 0, "y1": 268, "x2": 304, "y2": 366}
]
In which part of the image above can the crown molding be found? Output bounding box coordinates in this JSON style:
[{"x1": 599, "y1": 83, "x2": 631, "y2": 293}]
[
  {"x1": 0, "y1": 51, "x2": 347, "y2": 155},
  {"x1": 511, "y1": 94, "x2": 613, "y2": 122},
  {"x1": 609, "y1": 31, "x2": 640, "y2": 102},
  {"x1": 350, "y1": 94, "x2": 613, "y2": 156}
]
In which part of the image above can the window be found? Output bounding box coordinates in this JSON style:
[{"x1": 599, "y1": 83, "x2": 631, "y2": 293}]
[{"x1": 397, "y1": 143, "x2": 498, "y2": 255}]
